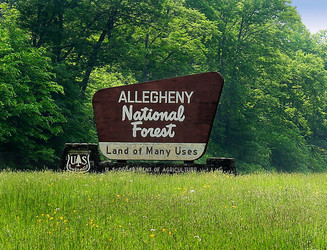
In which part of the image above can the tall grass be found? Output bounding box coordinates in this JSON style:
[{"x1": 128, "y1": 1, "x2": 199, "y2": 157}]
[{"x1": 0, "y1": 171, "x2": 326, "y2": 249}]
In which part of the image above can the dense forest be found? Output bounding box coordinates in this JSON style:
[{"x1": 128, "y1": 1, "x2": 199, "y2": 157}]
[{"x1": 0, "y1": 0, "x2": 326, "y2": 172}]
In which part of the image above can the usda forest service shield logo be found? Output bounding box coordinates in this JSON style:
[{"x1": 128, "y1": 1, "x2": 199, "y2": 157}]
[{"x1": 66, "y1": 151, "x2": 91, "y2": 172}]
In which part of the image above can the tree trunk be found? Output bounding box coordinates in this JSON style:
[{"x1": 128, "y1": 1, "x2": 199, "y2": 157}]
[{"x1": 80, "y1": 17, "x2": 115, "y2": 97}]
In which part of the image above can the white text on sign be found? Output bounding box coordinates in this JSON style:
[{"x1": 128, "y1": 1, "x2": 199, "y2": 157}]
[{"x1": 118, "y1": 91, "x2": 194, "y2": 138}]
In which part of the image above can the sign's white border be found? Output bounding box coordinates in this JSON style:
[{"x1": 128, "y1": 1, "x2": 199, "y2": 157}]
[{"x1": 99, "y1": 142, "x2": 206, "y2": 161}]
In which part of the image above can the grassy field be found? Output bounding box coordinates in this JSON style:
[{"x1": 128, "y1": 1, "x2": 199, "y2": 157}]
[{"x1": 0, "y1": 171, "x2": 327, "y2": 249}]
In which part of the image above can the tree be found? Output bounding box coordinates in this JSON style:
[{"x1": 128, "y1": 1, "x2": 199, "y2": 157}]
[
  {"x1": 10, "y1": 0, "x2": 165, "y2": 94},
  {"x1": 114, "y1": 0, "x2": 216, "y2": 82},
  {"x1": 6, "y1": 0, "x2": 167, "y2": 160},
  {"x1": 2, "y1": 0, "x2": 326, "y2": 172},
  {"x1": 187, "y1": 0, "x2": 327, "y2": 172},
  {"x1": 0, "y1": 3, "x2": 65, "y2": 168}
]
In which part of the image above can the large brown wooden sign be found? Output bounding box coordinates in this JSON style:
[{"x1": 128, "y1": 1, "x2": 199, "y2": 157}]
[{"x1": 92, "y1": 72, "x2": 224, "y2": 161}]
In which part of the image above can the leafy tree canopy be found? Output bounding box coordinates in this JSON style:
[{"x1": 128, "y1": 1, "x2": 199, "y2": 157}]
[
  {"x1": 1, "y1": 0, "x2": 326, "y2": 172},
  {"x1": 0, "y1": 3, "x2": 65, "y2": 168}
]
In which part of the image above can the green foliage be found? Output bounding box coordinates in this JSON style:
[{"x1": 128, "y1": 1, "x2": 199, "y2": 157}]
[
  {"x1": 0, "y1": 4, "x2": 65, "y2": 168},
  {"x1": 1, "y1": 0, "x2": 327, "y2": 171},
  {"x1": 115, "y1": 0, "x2": 216, "y2": 82},
  {"x1": 187, "y1": 0, "x2": 327, "y2": 172}
]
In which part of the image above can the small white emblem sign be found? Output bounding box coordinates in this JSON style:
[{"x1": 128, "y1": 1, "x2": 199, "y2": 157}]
[{"x1": 66, "y1": 152, "x2": 91, "y2": 172}]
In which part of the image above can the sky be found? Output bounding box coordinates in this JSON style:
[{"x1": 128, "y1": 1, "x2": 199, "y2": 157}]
[{"x1": 290, "y1": 0, "x2": 327, "y2": 33}]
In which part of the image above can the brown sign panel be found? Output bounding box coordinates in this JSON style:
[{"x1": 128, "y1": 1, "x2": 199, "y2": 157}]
[{"x1": 92, "y1": 72, "x2": 224, "y2": 161}]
